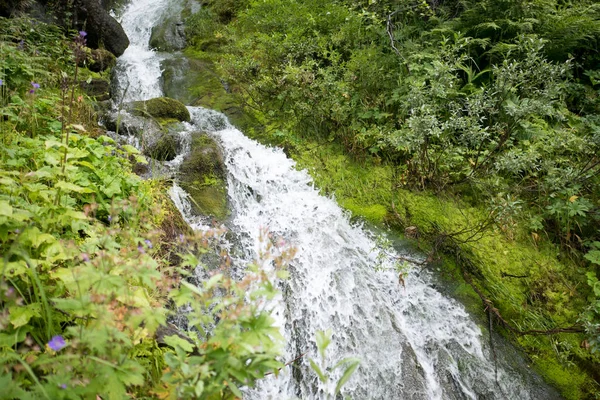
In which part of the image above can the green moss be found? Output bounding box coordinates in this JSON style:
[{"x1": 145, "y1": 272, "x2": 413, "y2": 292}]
[
  {"x1": 340, "y1": 198, "x2": 387, "y2": 224},
  {"x1": 179, "y1": 133, "x2": 228, "y2": 220},
  {"x1": 130, "y1": 97, "x2": 191, "y2": 122}
]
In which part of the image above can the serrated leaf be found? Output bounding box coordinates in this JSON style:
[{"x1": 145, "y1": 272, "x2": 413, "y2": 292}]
[
  {"x1": 9, "y1": 303, "x2": 42, "y2": 328},
  {"x1": 584, "y1": 250, "x2": 600, "y2": 266},
  {"x1": 121, "y1": 145, "x2": 140, "y2": 155}
]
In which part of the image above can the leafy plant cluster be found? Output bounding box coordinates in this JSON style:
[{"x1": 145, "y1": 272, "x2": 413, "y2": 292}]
[{"x1": 0, "y1": 16, "x2": 293, "y2": 399}]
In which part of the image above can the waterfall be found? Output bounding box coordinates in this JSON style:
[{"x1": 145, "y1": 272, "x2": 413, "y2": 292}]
[{"x1": 113, "y1": 1, "x2": 562, "y2": 399}]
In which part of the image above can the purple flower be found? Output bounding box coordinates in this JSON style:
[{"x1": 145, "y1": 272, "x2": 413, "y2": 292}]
[
  {"x1": 79, "y1": 31, "x2": 87, "y2": 38},
  {"x1": 81, "y1": 253, "x2": 90, "y2": 262},
  {"x1": 0, "y1": 79, "x2": 3, "y2": 86},
  {"x1": 144, "y1": 239, "x2": 152, "y2": 249},
  {"x1": 108, "y1": 215, "x2": 112, "y2": 222},
  {"x1": 137, "y1": 246, "x2": 145, "y2": 254},
  {"x1": 59, "y1": 384, "x2": 67, "y2": 389},
  {"x1": 17, "y1": 40, "x2": 24, "y2": 49},
  {"x1": 29, "y1": 81, "x2": 40, "y2": 94},
  {"x1": 47, "y1": 335, "x2": 66, "y2": 351}
]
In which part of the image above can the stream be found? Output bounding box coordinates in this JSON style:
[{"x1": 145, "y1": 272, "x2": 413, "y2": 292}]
[{"x1": 110, "y1": 0, "x2": 562, "y2": 398}]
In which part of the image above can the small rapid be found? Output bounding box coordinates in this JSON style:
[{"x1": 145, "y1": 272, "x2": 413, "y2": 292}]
[{"x1": 112, "y1": 1, "x2": 562, "y2": 399}]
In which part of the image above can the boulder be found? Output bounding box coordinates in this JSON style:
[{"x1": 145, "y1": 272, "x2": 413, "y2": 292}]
[
  {"x1": 75, "y1": 0, "x2": 129, "y2": 57},
  {"x1": 149, "y1": 16, "x2": 186, "y2": 52},
  {"x1": 178, "y1": 132, "x2": 228, "y2": 219},
  {"x1": 101, "y1": 111, "x2": 180, "y2": 161},
  {"x1": 161, "y1": 54, "x2": 256, "y2": 130},
  {"x1": 80, "y1": 77, "x2": 111, "y2": 101},
  {"x1": 128, "y1": 97, "x2": 191, "y2": 123},
  {"x1": 88, "y1": 48, "x2": 116, "y2": 72}
]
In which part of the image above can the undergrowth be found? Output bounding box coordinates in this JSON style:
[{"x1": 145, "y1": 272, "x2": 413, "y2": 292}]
[{"x1": 0, "y1": 16, "x2": 290, "y2": 399}]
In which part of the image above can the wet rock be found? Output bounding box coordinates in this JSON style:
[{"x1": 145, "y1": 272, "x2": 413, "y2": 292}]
[
  {"x1": 128, "y1": 97, "x2": 191, "y2": 123},
  {"x1": 75, "y1": 0, "x2": 130, "y2": 57},
  {"x1": 160, "y1": 54, "x2": 256, "y2": 130},
  {"x1": 149, "y1": 16, "x2": 186, "y2": 51},
  {"x1": 101, "y1": 111, "x2": 180, "y2": 161},
  {"x1": 178, "y1": 132, "x2": 228, "y2": 219},
  {"x1": 88, "y1": 48, "x2": 116, "y2": 72},
  {"x1": 80, "y1": 77, "x2": 111, "y2": 101}
]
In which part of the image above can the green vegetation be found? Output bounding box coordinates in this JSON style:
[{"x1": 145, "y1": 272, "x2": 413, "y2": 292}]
[
  {"x1": 185, "y1": 0, "x2": 600, "y2": 397},
  {"x1": 0, "y1": 16, "x2": 289, "y2": 399},
  {"x1": 179, "y1": 132, "x2": 229, "y2": 220}
]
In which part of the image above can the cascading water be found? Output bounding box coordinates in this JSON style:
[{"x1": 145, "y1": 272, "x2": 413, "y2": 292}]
[{"x1": 113, "y1": 1, "x2": 562, "y2": 398}]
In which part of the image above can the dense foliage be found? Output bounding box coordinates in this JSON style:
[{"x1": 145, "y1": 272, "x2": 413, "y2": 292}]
[
  {"x1": 186, "y1": 0, "x2": 600, "y2": 397},
  {"x1": 0, "y1": 17, "x2": 289, "y2": 399}
]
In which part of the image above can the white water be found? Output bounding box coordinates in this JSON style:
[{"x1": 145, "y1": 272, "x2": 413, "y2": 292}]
[{"x1": 114, "y1": 1, "x2": 561, "y2": 399}]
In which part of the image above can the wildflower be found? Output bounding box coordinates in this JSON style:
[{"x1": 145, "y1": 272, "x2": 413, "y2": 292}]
[
  {"x1": 47, "y1": 335, "x2": 66, "y2": 351},
  {"x1": 144, "y1": 239, "x2": 153, "y2": 249},
  {"x1": 79, "y1": 31, "x2": 87, "y2": 38},
  {"x1": 137, "y1": 245, "x2": 145, "y2": 254},
  {"x1": 59, "y1": 384, "x2": 67, "y2": 389},
  {"x1": 0, "y1": 79, "x2": 3, "y2": 86},
  {"x1": 17, "y1": 40, "x2": 24, "y2": 49},
  {"x1": 107, "y1": 215, "x2": 112, "y2": 222},
  {"x1": 29, "y1": 81, "x2": 40, "y2": 94},
  {"x1": 81, "y1": 253, "x2": 90, "y2": 262}
]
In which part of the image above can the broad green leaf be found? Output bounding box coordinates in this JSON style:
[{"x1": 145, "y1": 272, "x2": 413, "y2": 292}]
[
  {"x1": 584, "y1": 250, "x2": 600, "y2": 266},
  {"x1": 163, "y1": 334, "x2": 195, "y2": 353},
  {"x1": 0, "y1": 328, "x2": 28, "y2": 348},
  {"x1": 0, "y1": 200, "x2": 13, "y2": 217},
  {"x1": 122, "y1": 144, "x2": 140, "y2": 155},
  {"x1": 3, "y1": 261, "x2": 28, "y2": 278},
  {"x1": 9, "y1": 303, "x2": 42, "y2": 328},
  {"x1": 55, "y1": 181, "x2": 94, "y2": 194},
  {"x1": 44, "y1": 139, "x2": 66, "y2": 149}
]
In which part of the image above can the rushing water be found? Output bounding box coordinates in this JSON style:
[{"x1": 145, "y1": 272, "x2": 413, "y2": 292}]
[{"x1": 113, "y1": 1, "x2": 562, "y2": 399}]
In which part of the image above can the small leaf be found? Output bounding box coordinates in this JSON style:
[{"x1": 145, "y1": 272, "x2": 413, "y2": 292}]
[
  {"x1": 334, "y1": 358, "x2": 360, "y2": 395},
  {"x1": 206, "y1": 273, "x2": 223, "y2": 289},
  {"x1": 309, "y1": 359, "x2": 327, "y2": 383},
  {"x1": 315, "y1": 329, "x2": 332, "y2": 360}
]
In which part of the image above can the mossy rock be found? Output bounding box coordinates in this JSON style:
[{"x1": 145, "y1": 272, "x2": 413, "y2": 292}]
[
  {"x1": 178, "y1": 132, "x2": 228, "y2": 219},
  {"x1": 145, "y1": 133, "x2": 178, "y2": 161},
  {"x1": 129, "y1": 97, "x2": 190, "y2": 123},
  {"x1": 161, "y1": 53, "x2": 257, "y2": 130},
  {"x1": 80, "y1": 77, "x2": 111, "y2": 101},
  {"x1": 150, "y1": 16, "x2": 186, "y2": 51},
  {"x1": 88, "y1": 48, "x2": 116, "y2": 72}
]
